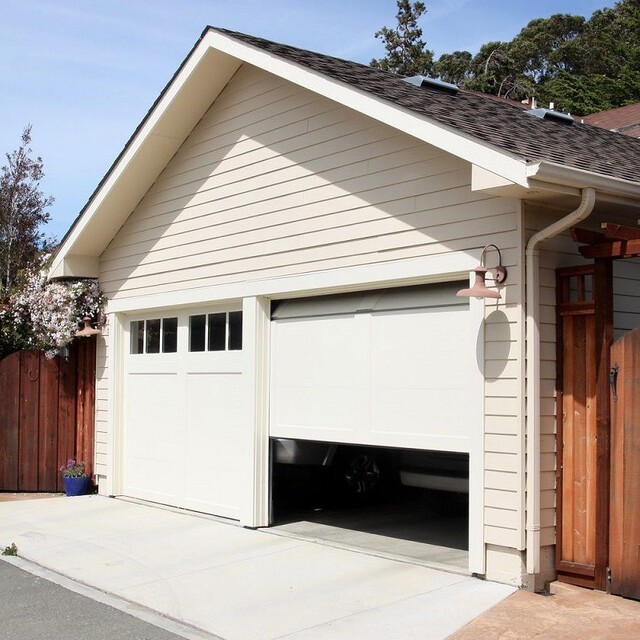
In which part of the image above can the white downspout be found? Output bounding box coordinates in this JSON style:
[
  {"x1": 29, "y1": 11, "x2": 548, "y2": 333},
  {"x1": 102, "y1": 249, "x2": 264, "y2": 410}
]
[{"x1": 525, "y1": 187, "x2": 596, "y2": 579}]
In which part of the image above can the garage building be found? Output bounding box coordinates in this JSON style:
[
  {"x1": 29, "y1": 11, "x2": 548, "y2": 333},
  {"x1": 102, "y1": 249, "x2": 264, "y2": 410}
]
[{"x1": 50, "y1": 27, "x2": 640, "y2": 589}]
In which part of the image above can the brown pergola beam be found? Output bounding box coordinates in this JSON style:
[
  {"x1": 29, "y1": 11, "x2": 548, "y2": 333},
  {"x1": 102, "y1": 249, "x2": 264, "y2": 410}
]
[
  {"x1": 571, "y1": 227, "x2": 607, "y2": 245},
  {"x1": 601, "y1": 223, "x2": 640, "y2": 241},
  {"x1": 579, "y1": 238, "x2": 640, "y2": 259}
]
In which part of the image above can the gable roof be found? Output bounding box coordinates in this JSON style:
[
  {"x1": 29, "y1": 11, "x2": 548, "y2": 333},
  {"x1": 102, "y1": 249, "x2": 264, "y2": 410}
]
[
  {"x1": 50, "y1": 26, "x2": 640, "y2": 279},
  {"x1": 582, "y1": 102, "x2": 640, "y2": 138},
  {"x1": 213, "y1": 28, "x2": 640, "y2": 184}
]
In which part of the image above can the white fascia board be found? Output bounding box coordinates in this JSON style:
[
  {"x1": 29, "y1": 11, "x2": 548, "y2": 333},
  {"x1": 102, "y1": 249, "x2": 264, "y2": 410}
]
[
  {"x1": 106, "y1": 250, "x2": 478, "y2": 314},
  {"x1": 49, "y1": 41, "x2": 240, "y2": 279},
  {"x1": 471, "y1": 164, "x2": 532, "y2": 199},
  {"x1": 527, "y1": 160, "x2": 640, "y2": 201},
  {"x1": 202, "y1": 31, "x2": 529, "y2": 187}
]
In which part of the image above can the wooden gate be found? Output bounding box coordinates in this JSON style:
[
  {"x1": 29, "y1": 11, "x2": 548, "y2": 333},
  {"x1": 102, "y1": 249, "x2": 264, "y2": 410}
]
[
  {"x1": 557, "y1": 223, "x2": 640, "y2": 596},
  {"x1": 610, "y1": 327, "x2": 640, "y2": 600},
  {"x1": 0, "y1": 340, "x2": 96, "y2": 492}
]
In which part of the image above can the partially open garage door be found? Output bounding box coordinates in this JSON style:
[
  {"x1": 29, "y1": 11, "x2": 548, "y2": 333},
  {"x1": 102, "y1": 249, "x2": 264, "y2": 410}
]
[
  {"x1": 123, "y1": 307, "x2": 246, "y2": 519},
  {"x1": 270, "y1": 283, "x2": 477, "y2": 453}
]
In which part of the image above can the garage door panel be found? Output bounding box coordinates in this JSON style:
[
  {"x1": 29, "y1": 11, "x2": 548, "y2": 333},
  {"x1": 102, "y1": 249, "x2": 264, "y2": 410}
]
[
  {"x1": 126, "y1": 357, "x2": 179, "y2": 375},
  {"x1": 124, "y1": 308, "x2": 246, "y2": 519},
  {"x1": 271, "y1": 386, "x2": 369, "y2": 438},
  {"x1": 371, "y1": 388, "x2": 471, "y2": 451},
  {"x1": 184, "y1": 373, "x2": 245, "y2": 517},
  {"x1": 371, "y1": 307, "x2": 470, "y2": 387},
  {"x1": 125, "y1": 461, "x2": 184, "y2": 504},
  {"x1": 272, "y1": 315, "x2": 369, "y2": 388},
  {"x1": 270, "y1": 283, "x2": 476, "y2": 450},
  {"x1": 125, "y1": 372, "x2": 185, "y2": 502},
  {"x1": 185, "y1": 352, "x2": 243, "y2": 374},
  {"x1": 271, "y1": 313, "x2": 371, "y2": 439}
]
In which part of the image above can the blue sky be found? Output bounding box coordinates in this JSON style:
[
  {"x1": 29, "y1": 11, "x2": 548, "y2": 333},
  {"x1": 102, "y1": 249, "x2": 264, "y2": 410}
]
[{"x1": 1, "y1": 0, "x2": 616, "y2": 240}]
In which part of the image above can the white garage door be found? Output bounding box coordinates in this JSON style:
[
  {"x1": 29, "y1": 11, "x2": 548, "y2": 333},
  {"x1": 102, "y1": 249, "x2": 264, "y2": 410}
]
[
  {"x1": 123, "y1": 307, "x2": 246, "y2": 519},
  {"x1": 270, "y1": 283, "x2": 479, "y2": 452}
]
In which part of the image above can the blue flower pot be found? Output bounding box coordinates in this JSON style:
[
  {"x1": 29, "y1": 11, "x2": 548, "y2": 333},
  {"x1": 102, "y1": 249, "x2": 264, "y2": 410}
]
[{"x1": 63, "y1": 476, "x2": 90, "y2": 496}]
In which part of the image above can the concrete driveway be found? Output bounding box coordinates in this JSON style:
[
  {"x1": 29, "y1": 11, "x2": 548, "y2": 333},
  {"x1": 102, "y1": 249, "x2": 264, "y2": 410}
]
[{"x1": 0, "y1": 496, "x2": 514, "y2": 640}]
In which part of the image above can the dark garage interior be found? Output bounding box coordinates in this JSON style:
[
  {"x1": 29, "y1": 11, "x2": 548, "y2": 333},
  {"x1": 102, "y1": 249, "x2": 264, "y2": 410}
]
[{"x1": 269, "y1": 438, "x2": 469, "y2": 572}]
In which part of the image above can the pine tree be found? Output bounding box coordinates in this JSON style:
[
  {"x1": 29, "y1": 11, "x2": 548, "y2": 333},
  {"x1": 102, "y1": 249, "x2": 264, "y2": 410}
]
[{"x1": 370, "y1": 0, "x2": 434, "y2": 77}]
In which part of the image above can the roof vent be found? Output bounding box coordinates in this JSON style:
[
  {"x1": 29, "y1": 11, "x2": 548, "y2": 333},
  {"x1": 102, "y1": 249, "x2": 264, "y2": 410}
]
[
  {"x1": 526, "y1": 108, "x2": 574, "y2": 125},
  {"x1": 404, "y1": 75, "x2": 459, "y2": 95}
]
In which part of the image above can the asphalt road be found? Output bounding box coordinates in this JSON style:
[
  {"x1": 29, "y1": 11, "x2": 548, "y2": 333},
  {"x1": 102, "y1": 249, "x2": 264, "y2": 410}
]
[{"x1": 0, "y1": 560, "x2": 217, "y2": 640}]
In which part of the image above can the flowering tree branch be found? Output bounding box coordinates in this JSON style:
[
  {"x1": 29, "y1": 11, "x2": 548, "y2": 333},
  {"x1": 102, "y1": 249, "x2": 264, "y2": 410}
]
[{"x1": 0, "y1": 256, "x2": 106, "y2": 359}]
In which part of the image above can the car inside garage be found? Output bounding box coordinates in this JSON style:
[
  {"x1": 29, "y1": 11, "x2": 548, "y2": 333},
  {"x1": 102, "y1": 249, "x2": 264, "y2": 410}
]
[
  {"x1": 268, "y1": 282, "x2": 481, "y2": 571},
  {"x1": 270, "y1": 439, "x2": 470, "y2": 570}
]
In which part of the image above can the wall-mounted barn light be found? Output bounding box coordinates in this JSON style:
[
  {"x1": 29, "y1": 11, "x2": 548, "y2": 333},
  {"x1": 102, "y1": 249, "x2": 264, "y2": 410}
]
[
  {"x1": 75, "y1": 316, "x2": 102, "y2": 338},
  {"x1": 457, "y1": 244, "x2": 508, "y2": 299}
]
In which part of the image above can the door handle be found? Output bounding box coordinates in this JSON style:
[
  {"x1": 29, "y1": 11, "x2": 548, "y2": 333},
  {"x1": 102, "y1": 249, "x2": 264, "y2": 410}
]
[{"x1": 610, "y1": 364, "x2": 619, "y2": 402}]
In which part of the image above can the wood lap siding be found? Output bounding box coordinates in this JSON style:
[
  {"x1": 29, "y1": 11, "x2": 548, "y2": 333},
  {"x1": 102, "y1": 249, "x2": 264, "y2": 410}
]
[
  {"x1": 484, "y1": 296, "x2": 523, "y2": 549},
  {"x1": 538, "y1": 237, "x2": 577, "y2": 550},
  {"x1": 94, "y1": 332, "x2": 109, "y2": 477},
  {"x1": 98, "y1": 64, "x2": 522, "y2": 538},
  {"x1": 100, "y1": 65, "x2": 516, "y2": 299},
  {"x1": 613, "y1": 259, "x2": 640, "y2": 339}
]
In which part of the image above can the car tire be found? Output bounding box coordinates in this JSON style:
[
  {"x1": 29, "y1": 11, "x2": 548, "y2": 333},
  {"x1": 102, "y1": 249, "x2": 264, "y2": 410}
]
[{"x1": 332, "y1": 448, "x2": 387, "y2": 502}]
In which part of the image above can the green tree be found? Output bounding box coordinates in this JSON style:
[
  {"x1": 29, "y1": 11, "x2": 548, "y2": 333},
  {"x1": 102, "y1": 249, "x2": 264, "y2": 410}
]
[
  {"x1": 0, "y1": 126, "x2": 53, "y2": 300},
  {"x1": 424, "y1": 0, "x2": 640, "y2": 114},
  {"x1": 433, "y1": 51, "x2": 472, "y2": 85},
  {"x1": 370, "y1": 0, "x2": 434, "y2": 76},
  {"x1": 509, "y1": 14, "x2": 585, "y2": 82},
  {"x1": 465, "y1": 41, "x2": 534, "y2": 100}
]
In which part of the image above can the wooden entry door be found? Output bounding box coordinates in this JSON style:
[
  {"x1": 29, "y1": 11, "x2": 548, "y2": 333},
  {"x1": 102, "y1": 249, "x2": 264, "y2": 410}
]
[
  {"x1": 556, "y1": 263, "x2": 612, "y2": 590},
  {"x1": 610, "y1": 327, "x2": 640, "y2": 600}
]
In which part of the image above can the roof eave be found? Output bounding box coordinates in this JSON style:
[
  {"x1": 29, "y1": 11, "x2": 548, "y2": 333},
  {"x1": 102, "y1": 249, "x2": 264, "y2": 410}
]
[
  {"x1": 49, "y1": 32, "x2": 242, "y2": 279},
  {"x1": 527, "y1": 160, "x2": 640, "y2": 202}
]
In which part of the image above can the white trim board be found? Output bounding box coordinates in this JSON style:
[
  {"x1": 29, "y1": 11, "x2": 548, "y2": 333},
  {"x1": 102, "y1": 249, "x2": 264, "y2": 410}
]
[{"x1": 106, "y1": 251, "x2": 478, "y2": 315}]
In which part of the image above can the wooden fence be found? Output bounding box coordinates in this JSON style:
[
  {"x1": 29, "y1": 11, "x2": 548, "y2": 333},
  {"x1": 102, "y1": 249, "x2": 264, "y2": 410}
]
[{"x1": 0, "y1": 340, "x2": 96, "y2": 492}]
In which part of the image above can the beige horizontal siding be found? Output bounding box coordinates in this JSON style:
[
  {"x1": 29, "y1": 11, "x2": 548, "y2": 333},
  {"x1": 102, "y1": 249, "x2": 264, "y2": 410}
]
[
  {"x1": 485, "y1": 525, "x2": 520, "y2": 547},
  {"x1": 614, "y1": 258, "x2": 640, "y2": 340},
  {"x1": 485, "y1": 488, "x2": 519, "y2": 510},
  {"x1": 94, "y1": 330, "x2": 109, "y2": 478},
  {"x1": 100, "y1": 64, "x2": 517, "y2": 300},
  {"x1": 485, "y1": 470, "x2": 519, "y2": 492}
]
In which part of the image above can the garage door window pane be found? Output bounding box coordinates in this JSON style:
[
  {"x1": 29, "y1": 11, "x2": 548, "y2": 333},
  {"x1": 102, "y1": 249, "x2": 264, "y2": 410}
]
[
  {"x1": 162, "y1": 317, "x2": 178, "y2": 353},
  {"x1": 130, "y1": 320, "x2": 144, "y2": 354},
  {"x1": 208, "y1": 313, "x2": 226, "y2": 351},
  {"x1": 146, "y1": 319, "x2": 161, "y2": 354},
  {"x1": 228, "y1": 311, "x2": 243, "y2": 350},
  {"x1": 189, "y1": 315, "x2": 206, "y2": 352}
]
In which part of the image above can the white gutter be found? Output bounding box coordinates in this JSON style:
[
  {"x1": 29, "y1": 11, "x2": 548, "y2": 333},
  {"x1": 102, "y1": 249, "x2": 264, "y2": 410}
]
[
  {"x1": 525, "y1": 187, "x2": 596, "y2": 578},
  {"x1": 527, "y1": 161, "x2": 640, "y2": 200}
]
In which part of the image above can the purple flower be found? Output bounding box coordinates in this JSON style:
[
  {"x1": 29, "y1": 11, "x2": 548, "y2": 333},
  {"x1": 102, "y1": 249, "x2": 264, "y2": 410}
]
[{"x1": 60, "y1": 459, "x2": 87, "y2": 478}]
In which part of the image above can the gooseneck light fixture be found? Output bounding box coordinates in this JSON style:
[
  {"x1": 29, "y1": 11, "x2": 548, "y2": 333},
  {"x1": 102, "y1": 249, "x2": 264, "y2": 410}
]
[
  {"x1": 75, "y1": 317, "x2": 102, "y2": 338},
  {"x1": 457, "y1": 244, "x2": 508, "y2": 299}
]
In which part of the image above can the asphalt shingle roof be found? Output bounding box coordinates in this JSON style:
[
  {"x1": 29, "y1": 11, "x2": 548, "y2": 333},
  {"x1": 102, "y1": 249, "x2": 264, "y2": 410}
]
[
  {"x1": 583, "y1": 102, "x2": 640, "y2": 138},
  {"x1": 212, "y1": 27, "x2": 640, "y2": 185}
]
